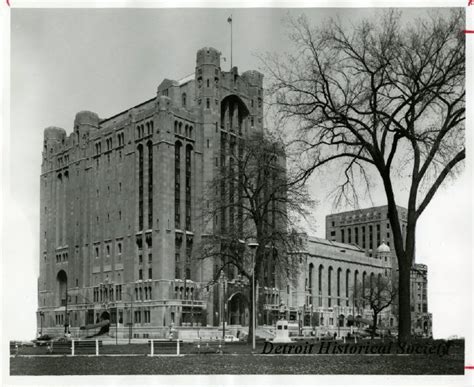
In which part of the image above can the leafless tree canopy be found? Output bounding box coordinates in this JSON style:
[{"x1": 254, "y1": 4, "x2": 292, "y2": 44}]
[
  {"x1": 196, "y1": 131, "x2": 314, "y2": 285},
  {"x1": 262, "y1": 9, "x2": 465, "y2": 341},
  {"x1": 353, "y1": 274, "x2": 397, "y2": 338},
  {"x1": 354, "y1": 275, "x2": 397, "y2": 316}
]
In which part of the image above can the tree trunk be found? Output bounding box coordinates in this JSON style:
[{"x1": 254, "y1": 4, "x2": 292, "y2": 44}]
[
  {"x1": 381, "y1": 171, "x2": 412, "y2": 343},
  {"x1": 398, "y1": 261, "x2": 411, "y2": 343},
  {"x1": 371, "y1": 312, "x2": 378, "y2": 340}
]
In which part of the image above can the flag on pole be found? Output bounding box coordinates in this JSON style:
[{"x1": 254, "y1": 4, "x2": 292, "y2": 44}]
[{"x1": 227, "y1": 16, "x2": 232, "y2": 23}]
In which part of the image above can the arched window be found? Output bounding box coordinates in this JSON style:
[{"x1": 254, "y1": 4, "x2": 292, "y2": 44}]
[
  {"x1": 337, "y1": 268, "x2": 342, "y2": 306},
  {"x1": 147, "y1": 140, "x2": 153, "y2": 228},
  {"x1": 354, "y1": 270, "x2": 359, "y2": 308},
  {"x1": 175, "y1": 141, "x2": 182, "y2": 229},
  {"x1": 328, "y1": 266, "x2": 333, "y2": 307},
  {"x1": 182, "y1": 93, "x2": 187, "y2": 107},
  {"x1": 318, "y1": 265, "x2": 323, "y2": 307},
  {"x1": 178, "y1": 122, "x2": 182, "y2": 135},
  {"x1": 346, "y1": 269, "x2": 351, "y2": 306},
  {"x1": 362, "y1": 271, "x2": 367, "y2": 304},
  {"x1": 308, "y1": 263, "x2": 314, "y2": 295},
  {"x1": 189, "y1": 126, "x2": 193, "y2": 138},
  {"x1": 137, "y1": 144, "x2": 144, "y2": 230},
  {"x1": 185, "y1": 144, "x2": 193, "y2": 230},
  {"x1": 174, "y1": 121, "x2": 178, "y2": 134}
]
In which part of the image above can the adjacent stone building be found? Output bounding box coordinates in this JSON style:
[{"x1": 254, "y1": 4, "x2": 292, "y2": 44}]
[{"x1": 324, "y1": 205, "x2": 432, "y2": 337}]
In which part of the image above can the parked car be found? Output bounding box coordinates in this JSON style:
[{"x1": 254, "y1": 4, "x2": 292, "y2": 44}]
[
  {"x1": 33, "y1": 334, "x2": 53, "y2": 346},
  {"x1": 224, "y1": 334, "x2": 239, "y2": 342}
]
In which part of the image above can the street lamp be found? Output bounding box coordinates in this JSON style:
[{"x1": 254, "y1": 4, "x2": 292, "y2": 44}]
[
  {"x1": 220, "y1": 271, "x2": 227, "y2": 340},
  {"x1": 247, "y1": 238, "x2": 259, "y2": 352},
  {"x1": 126, "y1": 290, "x2": 134, "y2": 344}
]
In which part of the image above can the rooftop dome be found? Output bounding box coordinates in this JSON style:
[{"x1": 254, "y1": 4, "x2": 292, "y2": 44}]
[{"x1": 376, "y1": 241, "x2": 391, "y2": 253}]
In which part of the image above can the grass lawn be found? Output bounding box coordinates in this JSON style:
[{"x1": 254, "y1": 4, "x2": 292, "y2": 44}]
[{"x1": 9, "y1": 340, "x2": 465, "y2": 375}]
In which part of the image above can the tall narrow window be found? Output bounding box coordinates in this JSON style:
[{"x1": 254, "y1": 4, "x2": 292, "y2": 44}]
[
  {"x1": 175, "y1": 142, "x2": 182, "y2": 229},
  {"x1": 185, "y1": 145, "x2": 192, "y2": 230},
  {"x1": 328, "y1": 267, "x2": 333, "y2": 307},
  {"x1": 318, "y1": 265, "x2": 323, "y2": 307},
  {"x1": 337, "y1": 268, "x2": 341, "y2": 306},
  {"x1": 308, "y1": 263, "x2": 314, "y2": 303},
  {"x1": 346, "y1": 269, "x2": 350, "y2": 306},
  {"x1": 147, "y1": 141, "x2": 153, "y2": 229},
  {"x1": 182, "y1": 93, "x2": 187, "y2": 107},
  {"x1": 137, "y1": 144, "x2": 144, "y2": 230}
]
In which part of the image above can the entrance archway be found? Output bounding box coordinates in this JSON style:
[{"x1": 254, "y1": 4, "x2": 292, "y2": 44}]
[
  {"x1": 228, "y1": 292, "x2": 248, "y2": 326},
  {"x1": 100, "y1": 310, "x2": 111, "y2": 321},
  {"x1": 56, "y1": 270, "x2": 68, "y2": 306}
]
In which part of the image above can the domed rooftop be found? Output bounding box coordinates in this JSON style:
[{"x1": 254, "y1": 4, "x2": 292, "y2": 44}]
[{"x1": 376, "y1": 241, "x2": 391, "y2": 253}]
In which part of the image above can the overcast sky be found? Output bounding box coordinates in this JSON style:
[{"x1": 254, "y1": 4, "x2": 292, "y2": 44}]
[{"x1": 4, "y1": 7, "x2": 472, "y2": 340}]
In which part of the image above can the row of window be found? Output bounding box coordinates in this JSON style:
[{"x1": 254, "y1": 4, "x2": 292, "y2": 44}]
[
  {"x1": 174, "y1": 120, "x2": 194, "y2": 138},
  {"x1": 134, "y1": 309, "x2": 151, "y2": 324},
  {"x1": 307, "y1": 264, "x2": 386, "y2": 308},
  {"x1": 173, "y1": 286, "x2": 195, "y2": 299},
  {"x1": 94, "y1": 241, "x2": 123, "y2": 259},
  {"x1": 92, "y1": 285, "x2": 123, "y2": 303},
  {"x1": 136, "y1": 234, "x2": 152, "y2": 250},
  {"x1": 94, "y1": 130, "x2": 127, "y2": 156},
  {"x1": 138, "y1": 252, "x2": 153, "y2": 264},
  {"x1": 133, "y1": 286, "x2": 153, "y2": 301},
  {"x1": 96, "y1": 182, "x2": 122, "y2": 197},
  {"x1": 138, "y1": 268, "x2": 153, "y2": 281},
  {"x1": 55, "y1": 252, "x2": 68, "y2": 263},
  {"x1": 57, "y1": 154, "x2": 70, "y2": 168},
  {"x1": 136, "y1": 120, "x2": 154, "y2": 139},
  {"x1": 338, "y1": 224, "x2": 391, "y2": 250}
]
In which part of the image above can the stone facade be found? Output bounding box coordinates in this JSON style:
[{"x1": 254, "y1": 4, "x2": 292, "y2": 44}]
[
  {"x1": 325, "y1": 206, "x2": 432, "y2": 337},
  {"x1": 38, "y1": 47, "x2": 265, "y2": 338},
  {"x1": 37, "y1": 48, "x2": 427, "y2": 340}
]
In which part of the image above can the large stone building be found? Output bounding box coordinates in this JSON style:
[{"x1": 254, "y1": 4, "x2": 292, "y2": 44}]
[
  {"x1": 37, "y1": 47, "x2": 424, "y2": 340},
  {"x1": 325, "y1": 206, "x2": 432, "y2": 337},
  {"x1": 38, "y1": 47, "x2": 268, "y2": 338}
]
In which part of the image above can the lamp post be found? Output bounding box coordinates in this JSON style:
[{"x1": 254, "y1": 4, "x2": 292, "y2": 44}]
[
  {"x1": 64, "y1": 279, "x2": 69, "y2": 334},
  {"x1": 126, "y1": 290, "x2": 134, "y2": 344},
  {"x1": 220, "y1": 272, "x2": 228, "y2": 340},
  {"x1": 247, "y1": 238, "x2": 259, "y2": 352}
]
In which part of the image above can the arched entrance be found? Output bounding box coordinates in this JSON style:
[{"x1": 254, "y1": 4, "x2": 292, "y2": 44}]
[
  {"x1": 100, "y1": 311, "x2": 111, "y2": 321},
  {"x1": 228, "y1": 292, "x2": 248, "y2": 326},
  {"x1": 56, "y1": 270, "x2": 68, "y2": 306}
]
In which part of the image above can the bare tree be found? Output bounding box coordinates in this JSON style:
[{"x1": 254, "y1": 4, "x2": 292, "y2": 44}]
[
  {"x1": 196, "y1": 131, "x2": 314, "y2": 343},
  {"x1": 353, "y1": 275, "x2": 397, "y2": 339},
  {"x1": 262, "y1": 9, "x2": 465, "y2": 342}
]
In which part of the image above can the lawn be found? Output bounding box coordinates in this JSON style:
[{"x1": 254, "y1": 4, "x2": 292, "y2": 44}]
[{"x1": 9, "y1": 340, "x2": 465, "y2": 375}]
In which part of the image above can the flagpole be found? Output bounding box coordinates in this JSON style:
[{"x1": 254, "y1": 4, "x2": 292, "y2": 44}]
[{"x1": 228, "y1": 15, "x2": 233, "y2": 69}]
